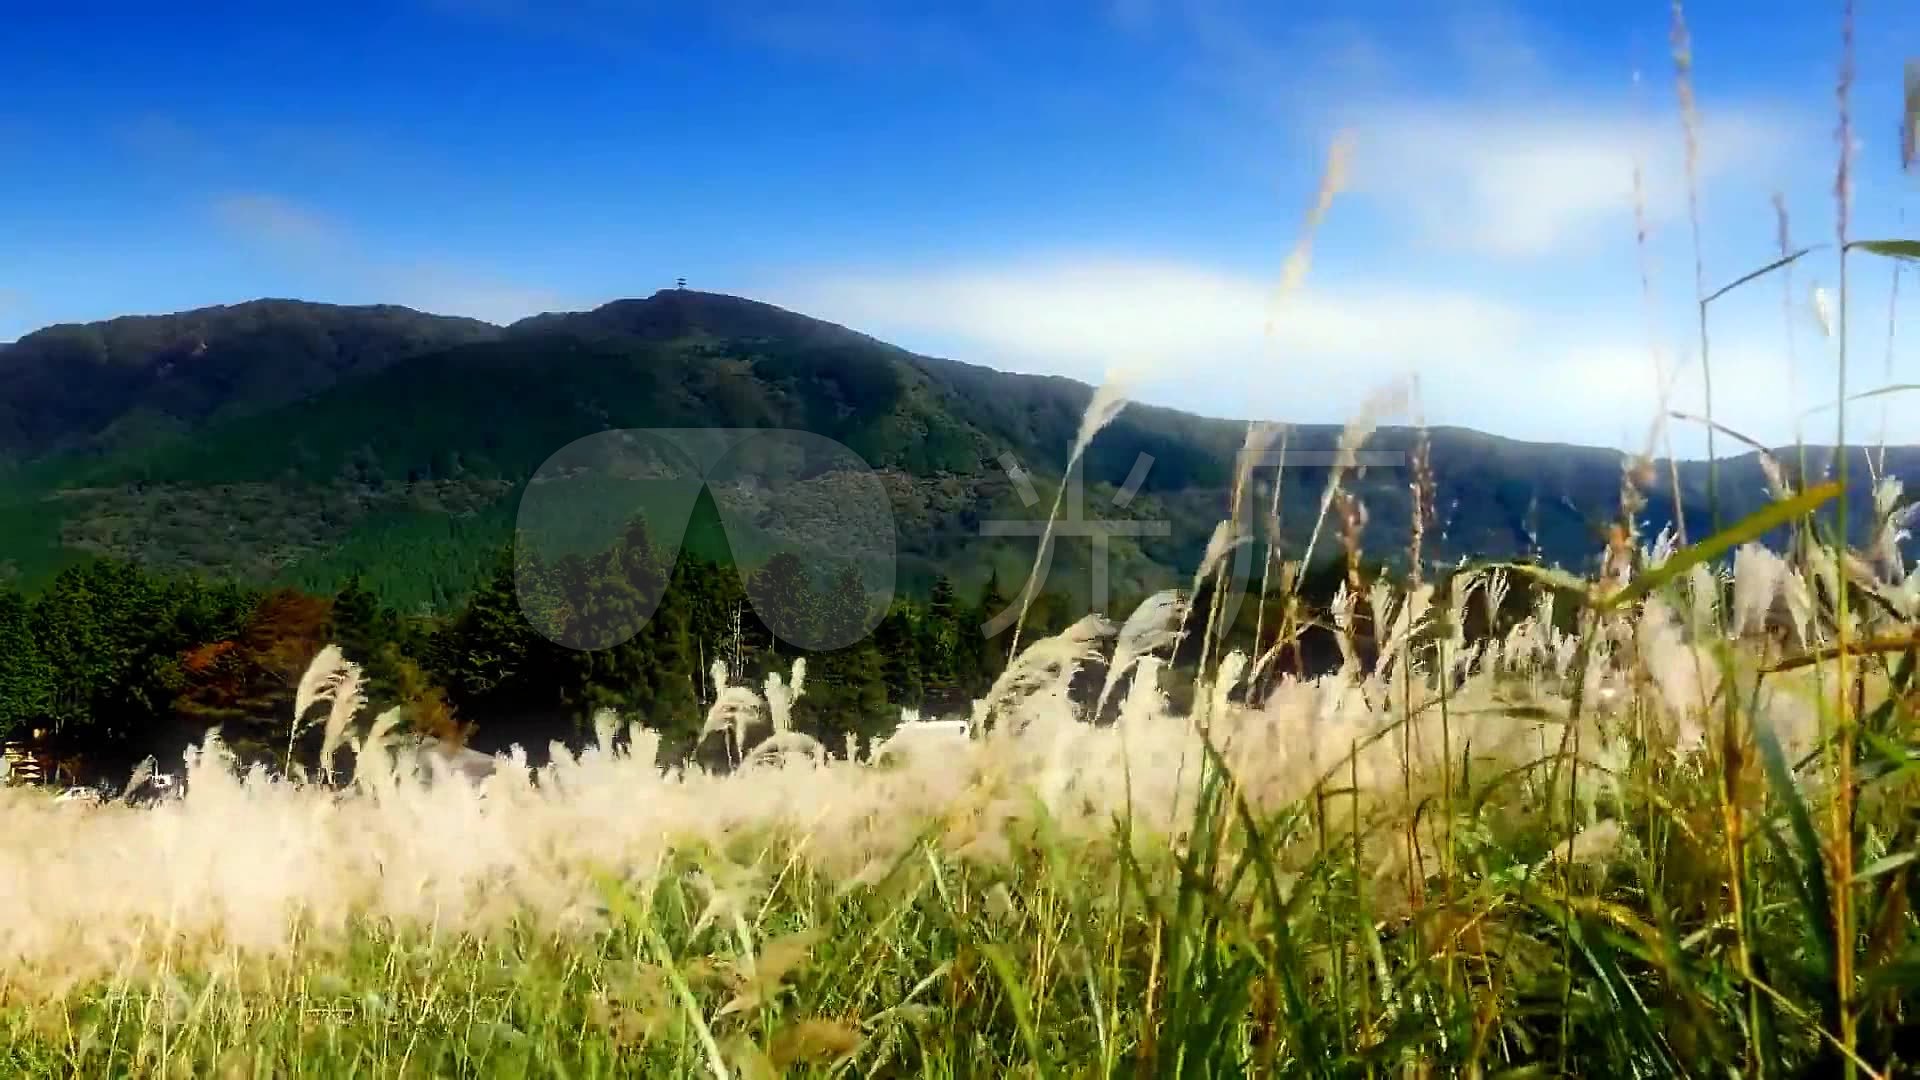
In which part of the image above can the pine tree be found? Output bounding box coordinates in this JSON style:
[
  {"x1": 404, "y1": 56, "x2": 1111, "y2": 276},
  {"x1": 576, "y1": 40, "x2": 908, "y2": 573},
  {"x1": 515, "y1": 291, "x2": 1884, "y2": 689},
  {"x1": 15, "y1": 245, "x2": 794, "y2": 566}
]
[
  {"x1": 970, "y1": 568, "x2": 1011, "y2": 692},
  {"x1": 638, "y1": 559, "x2": 702, "y2": 749},
  {"x1": 32, "y1": 560, "x2": 207, "y2": 748},
  {"x1": 872, "y1": 604, "x2": 923, "y2": 709},
  {"x1": 329, "y1": 574, "x2": 400, "y2": 693},
  {"x1": 818, "y1": 563, "x2": 873, "y2": 648},
  {"x1": 747, "y1": 552, "x2": 822, "y2": 652},
  {"x1": 921, "y1": 575, "x2": 960, "y2": 705},
  {"x1": 0, "y1": 590, "x2": 51, "y2": 742},
  {"x1": 436, "y1": 552, "x2": 536, "y2": 704}
]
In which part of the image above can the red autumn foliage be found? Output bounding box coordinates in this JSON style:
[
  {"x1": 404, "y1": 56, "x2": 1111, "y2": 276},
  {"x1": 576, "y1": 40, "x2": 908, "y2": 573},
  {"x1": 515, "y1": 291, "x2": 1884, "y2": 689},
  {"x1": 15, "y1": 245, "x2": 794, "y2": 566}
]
[{"x1": 176, "y1": 591, "x2": 334, "y2": 751}]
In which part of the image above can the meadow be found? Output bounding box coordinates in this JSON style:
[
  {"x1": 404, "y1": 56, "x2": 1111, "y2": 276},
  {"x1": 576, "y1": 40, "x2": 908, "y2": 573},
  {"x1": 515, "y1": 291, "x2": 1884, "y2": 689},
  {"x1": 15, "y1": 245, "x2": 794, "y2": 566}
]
[
  {"x1": 3, "y1": 11, "x2": 1919, "y2": 1080},
  {"x1": 3, "y1": 389, "x2": 1916, "y2": 1077}
]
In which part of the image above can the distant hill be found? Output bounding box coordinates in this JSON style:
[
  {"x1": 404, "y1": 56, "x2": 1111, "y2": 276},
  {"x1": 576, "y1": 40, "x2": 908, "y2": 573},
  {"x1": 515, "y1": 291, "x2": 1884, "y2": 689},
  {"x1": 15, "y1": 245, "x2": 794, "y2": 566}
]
[
  {"x1": 0, "y1": 299, "x2": 499, "y2": 461},
  {"x1": 0, "y1": 289, "x2": 1910, "y2": 610}
]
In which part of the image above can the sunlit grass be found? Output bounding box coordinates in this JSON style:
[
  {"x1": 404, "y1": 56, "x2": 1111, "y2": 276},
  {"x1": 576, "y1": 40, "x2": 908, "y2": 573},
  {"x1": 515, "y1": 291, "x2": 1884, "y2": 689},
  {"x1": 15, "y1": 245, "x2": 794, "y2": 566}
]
[
  {"x1": 1, "y1": 451, "x2": 1915, "y2": 1076},
  {"x1": 5, "y1": 9, "x2": 1920, "y2": 1077}
]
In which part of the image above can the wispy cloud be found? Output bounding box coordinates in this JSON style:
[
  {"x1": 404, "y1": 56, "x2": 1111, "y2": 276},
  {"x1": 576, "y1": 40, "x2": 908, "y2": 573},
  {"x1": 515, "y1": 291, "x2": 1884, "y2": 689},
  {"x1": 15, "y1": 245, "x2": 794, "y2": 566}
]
[
  {"x1": 0, "y1": 288, "x2": 29, "y2": 343},
  {"x1": 1165, "y1": 2, "x2": 1812, "y2": 261},
  {"x1": 425, "y1": 0, "x2": 1046, "y2": 71},
  {"x1": 768, "y1": 252, "x2": 1876, "y2": 454},
  {"x1": 115, "y1": 112, "x2": 218, "y2": 167},
  {"x1": 736, "y1": 3, "x2": 1859, "y2": 454},
  {"x1": 1105, "y1": 0, "x2": 1157, "y2": 35},
  {"x1": 213, "y1": 193, "x2": 347, "y2": 255},
  {"x1": 210, "y1": 192, "x2": 571, "y2": 324},
  {"x1": 777, "y1": 256, "x2": 1520, "y2": 371},
  {"x1": 1337, "y1": 99, "x2": 1801, "y2": 258},
  {"x1": 381, "y1": 261, "x2": 574, "y2": 325},
  {"x1": 720, "y1": 4, "x2": 981, "y2": 69},
  {"x1": 424, "y1": 0, "x2": 974, "y2": 67},
  {"x1": 419, "y1": 0, "x2": 657, "y2": 54}
]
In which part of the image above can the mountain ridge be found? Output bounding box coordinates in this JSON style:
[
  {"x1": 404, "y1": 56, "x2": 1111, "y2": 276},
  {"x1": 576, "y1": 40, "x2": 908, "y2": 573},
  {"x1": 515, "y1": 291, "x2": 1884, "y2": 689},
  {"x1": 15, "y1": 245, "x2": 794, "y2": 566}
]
[
  {"x1": 0, "y1": 289, "x2": 1911, "y2": 609},
  {"x1": 9, "y1": 288, "x2": 1891, "y2": 466}
]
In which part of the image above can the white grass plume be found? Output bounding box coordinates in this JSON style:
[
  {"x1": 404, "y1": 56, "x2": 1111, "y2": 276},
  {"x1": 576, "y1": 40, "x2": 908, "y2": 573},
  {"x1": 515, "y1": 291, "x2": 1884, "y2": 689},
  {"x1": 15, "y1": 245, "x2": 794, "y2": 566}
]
[
  {"x1": 275, "y1": 646, "x2": 370, "y2": 782},
  {"x1": 765, "y1": 658, "x2": 806, "y2": 735},
  {"x1": 1005, "y1": 376, "x2": 1132, "y2": 658},
  {"x1": 293, "y1": 645, "x2": 349, "y2": 727},
  {"x1": 1298, "y1": 380, "x2": 1409, "y2": 575},
  {"x1": 316, "y1": 662, "x2": 367, "y2": 782},
  {"x1": 703, "y1": 687, "x2": 764, "y2": 743},
  {"x1": 1095, "y1": 589, "x2": 1188, "y2": 719},
  {"x1": 1, "y1": 597, "x2": 1898, "y2": 997},
  {"x1": 982, "y1": 614, "x2": 1115, "y2": 733}
]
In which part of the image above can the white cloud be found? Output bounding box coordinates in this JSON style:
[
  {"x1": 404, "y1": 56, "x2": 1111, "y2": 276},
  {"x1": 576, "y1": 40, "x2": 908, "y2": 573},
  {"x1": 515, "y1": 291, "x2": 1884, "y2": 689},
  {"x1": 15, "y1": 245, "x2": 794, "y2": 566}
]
[
  {"x1": 216, "y1": 190, "x2": 355, "y2": 255},
  {"x1": 768, "y1": 253, "x2": 1901, "y2": 455},
  {"x1": 1105, "y1": 0, "x2": 1157, "y2": 34},
  {"x1": 1169, "y1": 4, "x2": 1810, "y2": 260},
  {"x1": 379, "y1": 262, "x2": 574, "y2": 325},
  {"x1": 210, "y1": 192, "x2": 568, "y2": 324},
  {"x1": 780, "y1": 256, "x2": 1521, "y2": 370},
  {"x1": 117, "y1": 113, "x2": 216, "y2": 168},
  {"x1": 1334, "y1": 101, "x2": 1802, "y2": 259},
  {"x1": 724, "y1": 6, "x2": 978, "y2": 68},
  {"x1": 213, "y1": 193, "x2": 346, "y2": 255},
  {"x1": 0, "y1": 288, "x2": 28, "y2": 344}
]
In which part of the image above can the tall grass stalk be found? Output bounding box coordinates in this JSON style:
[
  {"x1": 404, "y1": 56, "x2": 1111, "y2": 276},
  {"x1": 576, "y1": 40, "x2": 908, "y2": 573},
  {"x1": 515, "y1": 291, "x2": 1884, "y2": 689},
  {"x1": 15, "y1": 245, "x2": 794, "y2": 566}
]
[
  {"x1": 1671, "y1": 0, "x2": 1720, "y2": 532},
  {"x1": 1004, "y1": 378, "x2": 1130, "y2": 661},
  {"x1": 1634, "y1": 159, "x2": 1692, "y2": 546},
  {"x1": 4, "y1": 24, "x2": 1920, "y2": 1080},
  {"x1": 1830, "y1": 4, "x2": 1859, "y2": 1071},
  {"x1": 1250, "y1": 425, "x2": 1290, "y2": 697}
]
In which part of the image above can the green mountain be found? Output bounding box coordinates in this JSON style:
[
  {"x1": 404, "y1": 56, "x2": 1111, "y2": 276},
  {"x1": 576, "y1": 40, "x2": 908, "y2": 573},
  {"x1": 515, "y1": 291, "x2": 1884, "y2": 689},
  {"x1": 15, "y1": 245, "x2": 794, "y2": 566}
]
[
  {"x1": 0, "y1": 299, "x2": 500, "y2": 462},
  {"x1": 0, "y1": 289, "x2": 1909, "y2": 611}
]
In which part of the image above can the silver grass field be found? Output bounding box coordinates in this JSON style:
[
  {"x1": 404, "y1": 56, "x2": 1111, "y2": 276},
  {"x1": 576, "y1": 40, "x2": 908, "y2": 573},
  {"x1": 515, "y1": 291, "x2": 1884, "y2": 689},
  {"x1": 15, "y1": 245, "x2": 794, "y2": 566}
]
[
  {"x1": 3, "y1": 406, "x2": 1918, "y2": 1076},
  {"x1": 4, "y1": 17, "x2": 1920, "y2": 1080}
]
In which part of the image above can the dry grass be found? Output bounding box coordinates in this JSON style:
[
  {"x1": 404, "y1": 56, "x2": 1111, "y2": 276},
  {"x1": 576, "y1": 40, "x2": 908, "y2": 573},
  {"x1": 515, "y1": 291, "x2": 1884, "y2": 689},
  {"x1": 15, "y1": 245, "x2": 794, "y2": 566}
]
[
  {"x1": 3, "y1": 13, "x2": 1919, "y2": 1078},
  {"x1": 0, "y1": 464, "x2": 1913, "y2": 1073}
]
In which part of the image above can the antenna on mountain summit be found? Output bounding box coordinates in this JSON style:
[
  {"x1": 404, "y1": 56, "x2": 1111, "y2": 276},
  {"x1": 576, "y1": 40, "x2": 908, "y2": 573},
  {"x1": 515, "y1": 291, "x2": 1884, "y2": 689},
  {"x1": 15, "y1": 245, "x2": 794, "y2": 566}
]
[{"x1": 675, "y1": 277, "x2": 687, "y2": 290}]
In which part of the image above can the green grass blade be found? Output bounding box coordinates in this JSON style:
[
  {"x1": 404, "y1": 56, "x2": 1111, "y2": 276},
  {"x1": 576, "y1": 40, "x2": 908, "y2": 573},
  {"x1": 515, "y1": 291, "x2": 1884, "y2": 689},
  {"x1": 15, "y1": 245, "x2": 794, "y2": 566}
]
[
  {"x1": 1850, "y1": 852, "x2": 1916, "y2": 885},
  {"x1": 1601, "y1": 482, "x2": 1843, "y2": 611},
  {"x1": 1703, "y1": 246, "x2": 1822, "y2": 305},
  {"x1": 975, "y1": 941, "x2": 1054, "y2": 1077},
  {"x1": 1753, "y1": 717, "x2": 1841, "y2": 1008},
  {"x1": 1196, "y1": 734, "x2": 1329, "y2": 1074},
  {"x1": 1470, "y1": 561, "x2": 1592, "y2": 603},
  {"x1": 1844, "y1": 239, "x2": 1920, "y2": 260}
]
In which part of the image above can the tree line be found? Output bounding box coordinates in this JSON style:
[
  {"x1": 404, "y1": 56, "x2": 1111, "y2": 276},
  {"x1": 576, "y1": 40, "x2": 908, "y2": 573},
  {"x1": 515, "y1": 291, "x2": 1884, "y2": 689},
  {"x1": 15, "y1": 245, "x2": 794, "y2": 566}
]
[
  {"x1": 0, "y1": 518, "x2": 1045, "y2": 784},
  {"x1": 0, "y1": 504, "x2": 1480, "y2": 787}
]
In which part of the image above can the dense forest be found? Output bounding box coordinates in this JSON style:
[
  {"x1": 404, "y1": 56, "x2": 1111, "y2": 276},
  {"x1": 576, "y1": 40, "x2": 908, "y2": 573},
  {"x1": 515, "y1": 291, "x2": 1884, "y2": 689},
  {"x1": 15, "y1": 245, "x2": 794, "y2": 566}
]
[
  {"x1": 0, "y1": 505, "x2": 1431, "y2": 789},
  {"x1": 0, "y1": 521, "x2": 1089, "y2": 788},
  {"x1": 10, "y1": 291, "x2": 1908, "y2": 619},
  {"x1": 1, "y1": 291, "x2": 1783, "y2": 788}
]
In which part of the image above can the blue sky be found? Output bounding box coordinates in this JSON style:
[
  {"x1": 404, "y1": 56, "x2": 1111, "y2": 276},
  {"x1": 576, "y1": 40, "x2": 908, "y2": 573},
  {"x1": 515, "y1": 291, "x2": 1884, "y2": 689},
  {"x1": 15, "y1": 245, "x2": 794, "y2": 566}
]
[{"x1": 3, "y1": 1, "x2": 1916, "y2": 455}]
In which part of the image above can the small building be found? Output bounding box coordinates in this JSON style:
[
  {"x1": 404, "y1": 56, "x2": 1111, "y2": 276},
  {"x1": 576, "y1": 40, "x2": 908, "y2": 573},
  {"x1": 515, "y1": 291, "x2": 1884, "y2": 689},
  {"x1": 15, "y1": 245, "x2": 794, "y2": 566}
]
[
  {"x1": 1, "y1": 730, "x2": 49, "y2": 786},
  {"x1": 398, "y1": 734, "x2": 500, "y2": 785}
]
